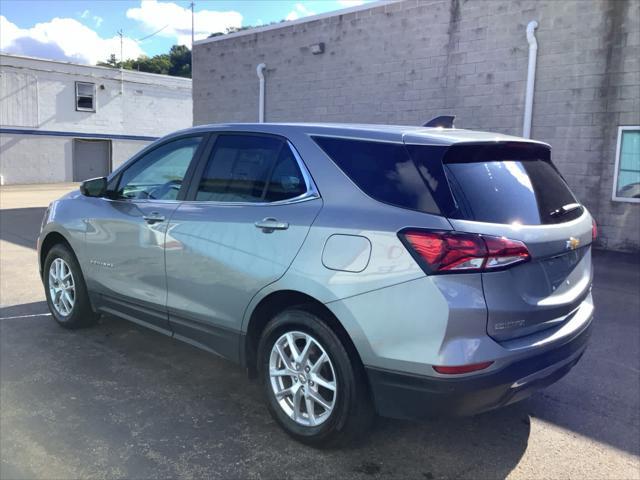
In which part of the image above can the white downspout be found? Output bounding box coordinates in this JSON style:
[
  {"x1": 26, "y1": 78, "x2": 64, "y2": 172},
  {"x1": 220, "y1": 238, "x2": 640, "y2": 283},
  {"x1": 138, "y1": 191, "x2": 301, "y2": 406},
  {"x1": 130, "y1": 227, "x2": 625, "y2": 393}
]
[
  {"x1": 523, "y1": 20, "x2": 538, "y2": 138},
  {"x1": 256, "y1": 63, "x2": 266, "y2": 123}
]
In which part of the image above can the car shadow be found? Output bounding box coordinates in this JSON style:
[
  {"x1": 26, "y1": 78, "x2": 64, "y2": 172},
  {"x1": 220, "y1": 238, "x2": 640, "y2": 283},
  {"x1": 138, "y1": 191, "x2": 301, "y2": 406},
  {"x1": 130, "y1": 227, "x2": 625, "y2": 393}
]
[
  {"x1": 0, "y1": 301, "x2": 49, "y2": 318},
  {"x1": 357, "y1": 406, "x2": 531, "y2": 479},
  {"x1": 0, "y1": 207, "x2": 46, "y2": 250}
]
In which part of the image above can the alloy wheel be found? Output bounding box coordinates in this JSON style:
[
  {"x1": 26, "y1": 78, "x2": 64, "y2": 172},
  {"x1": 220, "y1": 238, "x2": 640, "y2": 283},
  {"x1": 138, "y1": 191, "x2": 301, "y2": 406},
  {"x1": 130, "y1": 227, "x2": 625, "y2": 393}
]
[
  {"x1": 48, "y1": 257, "x2": 75, "y2": 316},
  {"x1": 269, "y1": 330, "x2": 337, "y2": 427}
]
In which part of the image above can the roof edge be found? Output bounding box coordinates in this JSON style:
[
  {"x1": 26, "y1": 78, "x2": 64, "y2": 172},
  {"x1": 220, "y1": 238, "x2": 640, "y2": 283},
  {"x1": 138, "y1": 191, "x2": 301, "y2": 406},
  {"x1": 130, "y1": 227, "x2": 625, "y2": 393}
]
[
  {"x1": 0, "y1": 53, "x2": 192, "y2": 83},
  {"x1": 193, "y1": 0, "x2": 398, "y2": 46}
]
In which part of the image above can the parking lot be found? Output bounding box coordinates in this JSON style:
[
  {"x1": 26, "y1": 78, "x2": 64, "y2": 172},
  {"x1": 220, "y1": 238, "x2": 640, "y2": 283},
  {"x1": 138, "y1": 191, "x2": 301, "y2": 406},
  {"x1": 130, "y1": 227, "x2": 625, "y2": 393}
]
[{"x1": 1, "y1": 184, "x2": 638, "y2": 480}]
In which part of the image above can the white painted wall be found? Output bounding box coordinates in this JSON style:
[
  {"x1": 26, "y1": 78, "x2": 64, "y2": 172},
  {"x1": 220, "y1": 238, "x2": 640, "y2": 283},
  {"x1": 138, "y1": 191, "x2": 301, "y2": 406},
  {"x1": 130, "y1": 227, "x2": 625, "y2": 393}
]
[
  {"x1": 0, "y1": 54, "x2": 192, "y2": 135},
  {"x1": 112, "y1": 140, "x2": 148, "y2": 169},
  {"x1": 0, "y1": 134, "x2": 151, "y2": 184},
  {"x1": 0, "y1": 54, "x2": 191, "y2": 184},
  {"x1": 0, "y1": 71, "x2": 38, "y2": 127},
  {"x1": 0, "y1": 134, "x2": 68, "y2": 184}
]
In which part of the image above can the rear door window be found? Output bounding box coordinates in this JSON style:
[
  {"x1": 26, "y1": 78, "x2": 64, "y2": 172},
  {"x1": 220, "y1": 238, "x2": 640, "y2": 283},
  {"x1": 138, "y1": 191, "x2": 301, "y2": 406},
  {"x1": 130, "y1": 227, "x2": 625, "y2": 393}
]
[{"x1": 195, "y1": 134, "x2": 307, "y2": 203}]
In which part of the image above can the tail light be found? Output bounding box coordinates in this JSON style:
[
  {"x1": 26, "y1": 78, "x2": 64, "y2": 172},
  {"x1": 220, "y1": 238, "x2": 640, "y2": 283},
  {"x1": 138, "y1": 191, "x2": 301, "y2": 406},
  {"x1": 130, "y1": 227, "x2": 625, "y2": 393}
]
[
  {"x1": 592, "y1": 218, "x2": 598, "y2": 242},
  {"x1": 400, "y1": 230, "x2": 530, "y2": 274}
]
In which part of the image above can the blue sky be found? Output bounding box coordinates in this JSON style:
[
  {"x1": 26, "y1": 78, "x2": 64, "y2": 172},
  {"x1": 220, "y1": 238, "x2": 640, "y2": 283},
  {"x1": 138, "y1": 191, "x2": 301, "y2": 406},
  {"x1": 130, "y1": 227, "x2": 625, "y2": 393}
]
[{"x1": 0, "y1": 0, "x2": 370, "y2": 64}]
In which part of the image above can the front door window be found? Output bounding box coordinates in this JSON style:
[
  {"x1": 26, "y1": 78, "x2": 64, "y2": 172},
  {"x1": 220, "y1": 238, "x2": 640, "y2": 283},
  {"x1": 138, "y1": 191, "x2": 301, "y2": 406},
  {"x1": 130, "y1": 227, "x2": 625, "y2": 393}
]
[{"x1": 115, "y1": 136, "x2": 203, "y2": 200}]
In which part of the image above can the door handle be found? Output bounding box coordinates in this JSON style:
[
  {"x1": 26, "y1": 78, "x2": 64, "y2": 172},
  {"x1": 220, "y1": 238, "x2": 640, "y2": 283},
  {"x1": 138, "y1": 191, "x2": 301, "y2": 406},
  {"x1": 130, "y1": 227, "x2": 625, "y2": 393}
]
[
  {"x1": 255, "y1": 217, "x2": 289, "y2": 233},
  {"x1": 143, "y1": 212, "x2": 166, "y2": 224}
]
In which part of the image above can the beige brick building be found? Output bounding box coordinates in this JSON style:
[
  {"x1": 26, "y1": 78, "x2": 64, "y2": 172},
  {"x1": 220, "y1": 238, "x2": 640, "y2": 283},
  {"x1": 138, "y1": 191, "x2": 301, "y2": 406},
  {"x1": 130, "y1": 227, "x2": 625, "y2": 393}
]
[{"x1": 192, "y1": 0, "x2": 640, "y2": 252}]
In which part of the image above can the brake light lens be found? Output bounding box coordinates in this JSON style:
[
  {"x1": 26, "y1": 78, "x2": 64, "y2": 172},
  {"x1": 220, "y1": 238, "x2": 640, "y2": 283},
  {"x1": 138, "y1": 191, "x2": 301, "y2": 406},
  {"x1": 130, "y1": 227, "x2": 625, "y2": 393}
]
[
  {"x1": 400, "y1": 230, "x2": 530, "y2": 273},
  {"x1": 592, "y1": 218, "x2": 597, "y2": 242}
]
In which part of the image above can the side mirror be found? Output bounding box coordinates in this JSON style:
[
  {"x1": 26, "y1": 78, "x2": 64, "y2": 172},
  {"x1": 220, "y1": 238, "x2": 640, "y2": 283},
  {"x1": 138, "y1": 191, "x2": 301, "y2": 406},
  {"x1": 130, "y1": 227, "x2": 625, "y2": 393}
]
[{"x1": 80, "y1": 177, "x2": 107, "y2": 197}]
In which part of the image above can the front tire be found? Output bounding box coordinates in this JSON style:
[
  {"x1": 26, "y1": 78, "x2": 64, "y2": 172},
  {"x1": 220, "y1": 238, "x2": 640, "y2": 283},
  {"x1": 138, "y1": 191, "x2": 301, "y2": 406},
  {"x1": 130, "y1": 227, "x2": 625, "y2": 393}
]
[
  {"x1": 257, "y1": 307, "x2": 373, "y2": 447},
  {"x1": 43, "y1": 244, "x2": 98, "y2": 329}
]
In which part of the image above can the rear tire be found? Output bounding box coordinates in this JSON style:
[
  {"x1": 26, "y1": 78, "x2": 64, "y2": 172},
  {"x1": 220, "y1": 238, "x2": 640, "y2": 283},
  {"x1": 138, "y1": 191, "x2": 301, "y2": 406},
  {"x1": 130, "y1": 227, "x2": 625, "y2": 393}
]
[
  {"x1": 257, "y1": 306, "x2": 373, "y2": 448},
  {"x1": 43, "y1": 244, "x2": 98, "y2": 329}
]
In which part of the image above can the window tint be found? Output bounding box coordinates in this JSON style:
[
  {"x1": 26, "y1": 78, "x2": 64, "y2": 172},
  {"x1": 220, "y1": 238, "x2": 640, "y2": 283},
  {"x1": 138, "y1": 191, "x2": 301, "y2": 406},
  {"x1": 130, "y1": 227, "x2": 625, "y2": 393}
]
[
  {"x1": 614, "y1": 128, "x2": 640, "y2": 201},
  {"x1": 116, "y1": 136, "x2": 202, "y2": 200},
  {"x1": 442, "y1": 143, "x2": 581, "y2": 225},
  {"x1": 195, "y1": 135, "x2": 306, "y2": 202},
  {"x1": 313, "y1": 137, "x2": 441, "y2": 214},
  {"x1": 75, "y1": 82, "x2": 95, "y2": 111}
]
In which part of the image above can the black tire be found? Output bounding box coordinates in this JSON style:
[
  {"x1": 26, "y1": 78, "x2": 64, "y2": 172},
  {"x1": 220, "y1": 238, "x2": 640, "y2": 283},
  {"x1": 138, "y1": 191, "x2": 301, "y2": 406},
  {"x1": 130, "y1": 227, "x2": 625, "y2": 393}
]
[
  {"x1": 43, "y1": 243, "x2": 99, "y2": 329},
  {"x1": 257, "y1": 306, "x2": 374, "y2": 448}
]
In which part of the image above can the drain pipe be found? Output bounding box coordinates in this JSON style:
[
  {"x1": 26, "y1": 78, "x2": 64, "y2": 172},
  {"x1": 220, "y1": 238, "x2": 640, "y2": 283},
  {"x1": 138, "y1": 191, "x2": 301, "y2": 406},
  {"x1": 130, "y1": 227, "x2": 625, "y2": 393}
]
[
  {"x1": 523, "y1": 20, "x2": 538, "y2": 138},
  {"x1": 256, "y1": 63, "x2": 266, "y2": 123}
]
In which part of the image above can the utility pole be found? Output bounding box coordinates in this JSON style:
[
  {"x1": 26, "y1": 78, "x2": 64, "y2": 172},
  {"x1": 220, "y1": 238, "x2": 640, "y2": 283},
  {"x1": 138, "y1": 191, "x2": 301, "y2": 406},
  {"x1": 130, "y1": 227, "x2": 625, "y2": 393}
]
[
  {"x1": 191, "y1": 1, "x2": 195, "y2": 81},
  {"x1": 191, "y1": 1, "x2": 195, "y2": 47},
  {"x1": 117, "y1": 29, "x2": 124, "y2": 95}
]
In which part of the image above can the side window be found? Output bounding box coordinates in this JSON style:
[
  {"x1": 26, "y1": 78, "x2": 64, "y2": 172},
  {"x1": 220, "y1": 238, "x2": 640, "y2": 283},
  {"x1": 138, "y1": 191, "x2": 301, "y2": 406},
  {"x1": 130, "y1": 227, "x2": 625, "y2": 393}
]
[
  {"x1": 115, "y1": 136, "x2": 202, "y2": 200},
  {"x1": 313, "y1": 136, "x2": 441, "y2": 214},
  {"x1": 195, "y1": 135, "x2": 307, "y2": 202}
]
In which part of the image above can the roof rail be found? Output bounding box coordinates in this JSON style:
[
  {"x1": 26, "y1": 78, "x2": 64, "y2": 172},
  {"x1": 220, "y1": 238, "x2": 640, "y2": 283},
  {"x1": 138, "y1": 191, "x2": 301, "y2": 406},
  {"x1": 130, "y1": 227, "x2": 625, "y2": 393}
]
[{"x1": 423, "y1": 115, "x2": 455, "y2": 128}]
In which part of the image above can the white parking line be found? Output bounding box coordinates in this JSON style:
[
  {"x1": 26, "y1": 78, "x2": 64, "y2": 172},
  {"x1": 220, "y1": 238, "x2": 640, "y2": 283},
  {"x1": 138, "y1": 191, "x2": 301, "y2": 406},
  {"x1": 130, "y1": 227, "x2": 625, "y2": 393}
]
[{"x1": 0, "y1": 313, "x2": 51, "y2": 320}]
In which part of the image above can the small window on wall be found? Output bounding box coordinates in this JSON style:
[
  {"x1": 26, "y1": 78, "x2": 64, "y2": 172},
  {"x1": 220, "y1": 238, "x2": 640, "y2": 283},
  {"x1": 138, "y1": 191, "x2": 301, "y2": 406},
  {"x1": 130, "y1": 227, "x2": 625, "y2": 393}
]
[
  {"x1": 75, "y1": 82, "x2": 96, "y2": 112},
  {"x1": 613, "y1": 126, "x2": 640, "y2": 203}
]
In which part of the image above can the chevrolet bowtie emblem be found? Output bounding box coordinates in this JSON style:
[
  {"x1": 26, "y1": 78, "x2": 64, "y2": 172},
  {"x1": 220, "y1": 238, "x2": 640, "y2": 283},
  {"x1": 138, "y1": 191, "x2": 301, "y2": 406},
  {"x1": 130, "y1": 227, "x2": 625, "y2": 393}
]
[{"x1": 566, "y1": 237, "x2": 580, "y2": 250}]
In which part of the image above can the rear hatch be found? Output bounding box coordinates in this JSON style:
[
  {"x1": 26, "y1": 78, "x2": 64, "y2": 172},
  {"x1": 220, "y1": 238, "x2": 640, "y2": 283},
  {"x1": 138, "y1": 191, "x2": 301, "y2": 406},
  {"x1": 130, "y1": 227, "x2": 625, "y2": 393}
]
[{"x1": 406, "y1": 141, "x2": 594, "y2": 342}]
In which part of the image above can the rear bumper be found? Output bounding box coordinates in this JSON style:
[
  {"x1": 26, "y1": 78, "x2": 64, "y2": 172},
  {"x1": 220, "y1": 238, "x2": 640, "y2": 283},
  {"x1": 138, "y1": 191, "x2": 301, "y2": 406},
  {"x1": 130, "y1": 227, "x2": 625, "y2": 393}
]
[{"x1": 366, "y1": 316, "x2": 592, "y2": 419}]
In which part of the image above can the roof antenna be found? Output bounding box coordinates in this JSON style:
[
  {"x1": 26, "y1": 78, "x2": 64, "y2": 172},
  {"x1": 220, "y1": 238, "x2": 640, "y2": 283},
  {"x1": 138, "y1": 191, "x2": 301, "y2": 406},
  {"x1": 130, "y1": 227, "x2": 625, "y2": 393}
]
[{"x1": 423, "y1": 115, "x2": 455, "y2": 128}]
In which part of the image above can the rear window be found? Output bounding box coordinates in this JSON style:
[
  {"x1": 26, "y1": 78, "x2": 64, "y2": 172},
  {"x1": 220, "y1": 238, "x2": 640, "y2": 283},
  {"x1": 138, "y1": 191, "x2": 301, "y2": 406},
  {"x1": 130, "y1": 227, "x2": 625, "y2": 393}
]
[{"x1": 441, "y1": 143, "x2": 582, "y2": 225}]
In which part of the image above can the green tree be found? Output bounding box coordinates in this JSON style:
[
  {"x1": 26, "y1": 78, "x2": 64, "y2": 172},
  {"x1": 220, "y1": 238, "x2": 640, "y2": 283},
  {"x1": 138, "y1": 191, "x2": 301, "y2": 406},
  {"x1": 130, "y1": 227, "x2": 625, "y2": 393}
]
[
  {"x1": 168, "y1": 45, "x2": 191, "y2": 78},
  {"x1": 97, "y1": 53, "x2": 119, "y2": 68},
  {"x1": 97, "y1": 45, "x2": 191, "y2": 78}
]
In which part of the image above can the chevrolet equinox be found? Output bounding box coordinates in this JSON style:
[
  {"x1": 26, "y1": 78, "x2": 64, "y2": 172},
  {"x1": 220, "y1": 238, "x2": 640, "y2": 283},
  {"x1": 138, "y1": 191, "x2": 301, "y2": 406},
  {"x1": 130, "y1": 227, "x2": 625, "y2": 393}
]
[{"x1": 38, "y1": 123, "x2": 595, "y2": 447}]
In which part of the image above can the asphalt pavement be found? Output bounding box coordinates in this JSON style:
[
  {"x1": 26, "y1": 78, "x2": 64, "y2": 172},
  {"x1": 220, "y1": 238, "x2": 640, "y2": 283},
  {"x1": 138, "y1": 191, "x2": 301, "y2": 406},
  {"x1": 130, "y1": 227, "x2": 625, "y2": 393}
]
[{"x1": 0, "y1": 184, "x2": 638, "y2": 479}]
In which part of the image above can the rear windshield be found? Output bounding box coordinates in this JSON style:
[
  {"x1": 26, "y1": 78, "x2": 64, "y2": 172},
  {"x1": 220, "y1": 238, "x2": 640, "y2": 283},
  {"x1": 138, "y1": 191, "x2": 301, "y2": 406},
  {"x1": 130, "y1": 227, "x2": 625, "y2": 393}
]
[
  {"x1": 441, "y1": 143, "x2": 582, "y2": 225},
  {"x1": 313, "y1": 137, "x2": 582, "y2": 225}
]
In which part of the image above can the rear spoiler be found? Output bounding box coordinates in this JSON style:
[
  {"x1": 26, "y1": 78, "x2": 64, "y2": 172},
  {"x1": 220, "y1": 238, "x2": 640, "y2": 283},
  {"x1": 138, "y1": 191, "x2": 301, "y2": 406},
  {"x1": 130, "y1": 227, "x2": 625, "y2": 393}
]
[{"x1": 423, "y1": 115, "x2": 455, "y2": 128}]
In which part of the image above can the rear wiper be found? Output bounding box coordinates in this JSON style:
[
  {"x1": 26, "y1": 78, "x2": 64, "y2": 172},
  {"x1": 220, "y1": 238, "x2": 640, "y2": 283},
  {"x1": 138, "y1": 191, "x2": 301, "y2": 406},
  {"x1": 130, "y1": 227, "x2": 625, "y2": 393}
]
[{"x1": 549, "y1": 203, "x2": 582, "y2": 218}]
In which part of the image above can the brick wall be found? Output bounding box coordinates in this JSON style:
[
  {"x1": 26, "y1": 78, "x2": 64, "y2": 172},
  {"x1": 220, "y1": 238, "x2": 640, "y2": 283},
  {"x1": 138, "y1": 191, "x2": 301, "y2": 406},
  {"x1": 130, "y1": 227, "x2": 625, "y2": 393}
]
[{"x1": 193, "y1": 0, "x2": 640, "y2": 251}]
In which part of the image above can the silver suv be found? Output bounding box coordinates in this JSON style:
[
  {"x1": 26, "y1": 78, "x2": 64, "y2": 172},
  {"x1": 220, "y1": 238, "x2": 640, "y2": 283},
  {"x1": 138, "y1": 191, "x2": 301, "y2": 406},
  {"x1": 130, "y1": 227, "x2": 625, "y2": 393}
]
[{"x1": 38, "y1": 123, "x2": 595, "y2": 446}]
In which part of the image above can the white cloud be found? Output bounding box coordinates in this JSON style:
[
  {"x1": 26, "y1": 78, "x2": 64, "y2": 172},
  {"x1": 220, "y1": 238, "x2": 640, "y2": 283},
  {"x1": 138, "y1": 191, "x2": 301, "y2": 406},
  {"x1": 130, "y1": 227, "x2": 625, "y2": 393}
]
[
  {"x1": 337, "y1": 0, "x2": 366, "y2": 6},
  {"x1": 0, "y1": 15, "x2": 144, "y2": 65},
  {"x1": 78, "y1": 9, "x2": 102, "y2": 28},
  {"x1": 126, "y1": 0, "x2": 242, "y2": 46},
  {"x1": 285, "y1": 3, "x2": 315, "y2": 21}
]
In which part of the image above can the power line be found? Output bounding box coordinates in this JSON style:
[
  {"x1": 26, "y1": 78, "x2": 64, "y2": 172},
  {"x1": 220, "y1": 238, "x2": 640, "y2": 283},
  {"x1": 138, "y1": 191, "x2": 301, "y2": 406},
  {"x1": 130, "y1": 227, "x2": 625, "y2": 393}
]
[{"x1": 137, "y1": 24, "x2": 169, "y2": 43}]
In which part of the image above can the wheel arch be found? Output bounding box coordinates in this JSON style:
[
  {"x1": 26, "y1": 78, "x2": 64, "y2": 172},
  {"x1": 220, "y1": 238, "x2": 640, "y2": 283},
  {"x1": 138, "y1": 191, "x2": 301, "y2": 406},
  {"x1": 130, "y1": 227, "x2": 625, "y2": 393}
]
[
  {"x1": 243, "y1": 290, "x2": 365, "y2": 379},
  {"x1": 39, "y1": 231, "x2": 75, "y2": 276}
]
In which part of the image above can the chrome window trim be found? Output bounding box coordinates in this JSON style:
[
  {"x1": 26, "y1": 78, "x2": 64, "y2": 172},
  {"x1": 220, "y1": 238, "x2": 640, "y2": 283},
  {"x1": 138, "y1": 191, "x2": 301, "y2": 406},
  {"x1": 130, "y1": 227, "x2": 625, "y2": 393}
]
[
  {"x1": 184, "y1": 139, "x2": 321, "y2": 207},
  {"x1": 99, "y1": 197, "x2": 183, "y2": 205}
]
